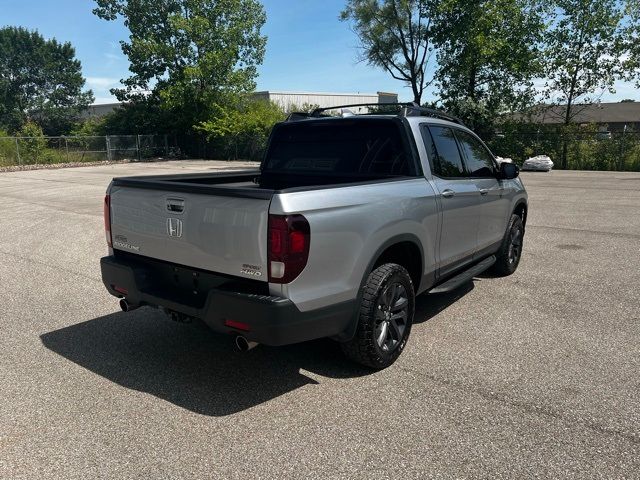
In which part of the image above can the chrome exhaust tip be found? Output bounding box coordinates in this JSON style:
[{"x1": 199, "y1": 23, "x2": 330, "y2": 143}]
[
  {"x1": 235, "y1": 336, "x2": 259, "y2": 352},
  {"x1": 119, "y1": 298, "x2": 139, "y2": 312}
]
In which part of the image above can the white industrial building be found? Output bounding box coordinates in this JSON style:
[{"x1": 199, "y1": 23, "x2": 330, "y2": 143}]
[
  {"x1": 252, "y1": 91, "x2": 399, "y2": 113},
  {"x1": 82, "y1": 91, "x2": 399, "y2": 118},
  {"x1": 80, "y1": 102, "x2": 123, "y2": 119}
]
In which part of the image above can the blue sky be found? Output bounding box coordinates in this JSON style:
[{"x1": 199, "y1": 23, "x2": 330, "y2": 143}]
[{"x1": 2, "y1": 0, "x2": 637, "y2": 104}]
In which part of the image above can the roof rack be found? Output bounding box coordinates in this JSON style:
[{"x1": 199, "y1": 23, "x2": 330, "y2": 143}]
[
  {"x1": 285, "y1": 102, "x2": 465, "y2": 126},
  {"x1": 285, "y1": 112, "x2": 314, "y2": 122}
]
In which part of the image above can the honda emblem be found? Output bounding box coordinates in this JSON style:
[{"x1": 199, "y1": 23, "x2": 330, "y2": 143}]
[{"x1": 167, "y1": 218, "x2": 183, "y2": 238}]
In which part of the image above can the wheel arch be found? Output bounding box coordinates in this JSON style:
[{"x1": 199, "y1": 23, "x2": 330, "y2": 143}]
[
  {"x1": 513, "y1": 200, "x2": 528, "y2": 229},
  {"x1": 333, "y1": 234, "x2": 425, "y2": 342},
  {"x1": 370, "y1": 238, "x2": 423, "y2": 290}
]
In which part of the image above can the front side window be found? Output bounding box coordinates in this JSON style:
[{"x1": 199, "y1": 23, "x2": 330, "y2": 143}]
[
  {"x1": 426, "y1": 126, "x2": 466, "y2": 178},
  {"x1": 455, "y1": 130, "x2": 496, "y2": 178}
]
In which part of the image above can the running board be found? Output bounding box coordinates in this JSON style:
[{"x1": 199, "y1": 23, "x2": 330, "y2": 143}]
[{"x1": 429, "y1": 256, "x2": 496, "y2": 294}]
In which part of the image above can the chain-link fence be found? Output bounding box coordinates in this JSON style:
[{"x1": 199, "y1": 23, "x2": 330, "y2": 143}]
[
  {"x1": 488, "y1": 130, "x2": 640, "y2": 171},
  {"x1": 3, "y1": 130, "x2": 640, "y2": 171},
  {"x1": 0, "y1": 134, "x2": 176, "y2": 167}
]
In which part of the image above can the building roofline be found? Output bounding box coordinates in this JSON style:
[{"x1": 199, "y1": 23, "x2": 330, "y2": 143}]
[
  {"x1": 88, "y1": 102, "x2": 124, "y2": 107},
  {"x1": 254, "y1": 90, "x2": 397, "y2": 97}
]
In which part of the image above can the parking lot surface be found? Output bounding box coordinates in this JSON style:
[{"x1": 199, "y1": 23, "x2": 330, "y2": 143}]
[{"x1": 1, "y1": 162, "x2": 639, "y2": 479}]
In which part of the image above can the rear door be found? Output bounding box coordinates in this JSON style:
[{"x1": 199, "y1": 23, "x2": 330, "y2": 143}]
[
  {"x1": 454, "y1": 129, "x2": 511, "y2": 254},
  {"x1": 109, "y1": 186, "x2": 270, "y2": 281},
  {"x1": 421, "y1": 124, "x2": 481, "y2": 277}
]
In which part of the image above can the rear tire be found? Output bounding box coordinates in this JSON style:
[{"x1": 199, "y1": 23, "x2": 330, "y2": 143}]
[
  {"x1": 341, "y1": 263, "x2": 415, "y2": 369},
  {"x1": 492, "y1": 214, "x2": 524, "y2": 276}
]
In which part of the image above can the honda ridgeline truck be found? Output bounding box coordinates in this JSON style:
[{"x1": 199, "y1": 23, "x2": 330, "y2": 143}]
[{"x1": 101, "y1": 104, "x2": 527, "y2": 369}]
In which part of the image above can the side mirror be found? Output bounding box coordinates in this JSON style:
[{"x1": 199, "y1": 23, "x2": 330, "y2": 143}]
[{"x1": 498, "y1": 162, "x2": 519, "y2": 180}]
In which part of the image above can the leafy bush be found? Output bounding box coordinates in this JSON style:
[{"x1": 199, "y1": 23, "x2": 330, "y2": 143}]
[
  {"x1": 488, "y1": 121, "x2": 640, "y2": 171},
  {"x1": 17, "y1": 122, "x2": 47, "y2": 164},
  {"x1": 0, "y1": 129, "x2": 18, "y2": 166},
  {"x1": 70, "y1": 118, "x2": 107, "y2": 137},
  {"x1": 285, "y1": 102, "x2": 319, "y2": 114},
  {"x1": 197, "y1": 99, "x2": 285, "y2": 160},
  {"x1": 623, "y1": 143, "x2": 640, "y2": 171}
]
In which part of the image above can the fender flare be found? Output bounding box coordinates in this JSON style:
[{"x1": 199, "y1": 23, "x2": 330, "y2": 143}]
[
  {"x1": 513, "y1": 200, "x2": 528, "y2": 229},
  {"x1": 332, "y1": 233, "x2": 425, "y2": 342}
]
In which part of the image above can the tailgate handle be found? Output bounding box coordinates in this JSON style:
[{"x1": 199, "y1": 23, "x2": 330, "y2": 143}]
[{"x1": 166, "y1": 198, "x2": 185, "y2": 213}]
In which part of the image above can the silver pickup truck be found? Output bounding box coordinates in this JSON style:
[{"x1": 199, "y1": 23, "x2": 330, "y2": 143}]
[{"x1": 101, "y1": 104, "x2": 527, "y2": 369}]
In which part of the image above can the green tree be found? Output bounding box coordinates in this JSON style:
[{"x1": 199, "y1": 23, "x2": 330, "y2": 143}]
[
  {"x1": 624, "y1": 0, "x2": 640, "y2": 86},
  {"x1": 196, "y1": 98, "x2": 285, "y2": 160},
  {"x1": 93, "y1": 0, "x2": 267, "y2": 133},
  {"x1": 341, "y1": 0, "x2": 435, "y2": 104},
  {"x1": 99, "y1": 95, "x2": 176, "y2": 134},
  {"x1": 70, "y1": 117, "x2": 107, "y2": 137},
  {"x1": 541, "y1": 0, "x2": 627, "y2": 167},
  {"x1": 0, "y1": 27, "x2": 94, "y2": 134},
  {"x1": 431, "y1": 0, "x2": 547, "y2": 134}
]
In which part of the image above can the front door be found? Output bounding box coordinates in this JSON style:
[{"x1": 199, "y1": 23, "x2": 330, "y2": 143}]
[
  {"x1": 421, "y1": 125, "x2": 481, "y2": 277},
  {"x1": 454, "y1": 129, "x2": 512, "y2": 253}
]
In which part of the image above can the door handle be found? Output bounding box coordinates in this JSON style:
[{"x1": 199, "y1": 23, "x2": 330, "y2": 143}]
[
  {"x1": 166, "y1": 198, "x2": 185, "y2": 213},
  {"x1": 479, "y1": 189, "x2": 489, "y2": 196},
  {"x1": 441, "y1": 189, "x2": 455, "y2": 198}
]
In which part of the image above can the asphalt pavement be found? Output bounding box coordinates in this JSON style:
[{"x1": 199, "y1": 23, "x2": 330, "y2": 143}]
[{"x1": 0, "y1": 162, "x2": 638, "y2": 479}]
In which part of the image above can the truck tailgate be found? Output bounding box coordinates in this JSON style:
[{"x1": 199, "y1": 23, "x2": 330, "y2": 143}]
[{"x1": 109, "y1": 185, "x2": 270, "y2": 281}]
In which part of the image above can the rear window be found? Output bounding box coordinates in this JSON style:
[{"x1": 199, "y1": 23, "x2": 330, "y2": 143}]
[{"x1": 262, "y1": 119, "x2": 415, "y2": 177}]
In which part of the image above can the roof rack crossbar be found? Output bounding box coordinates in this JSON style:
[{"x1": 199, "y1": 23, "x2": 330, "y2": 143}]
[
  {"x1": 310, "y1": 103, "x2": 397, "y2": 116},
  {"x1": 294, "y1": 102, "x2": 465, "y2": 125},
  {"x1": 285, "y1": 112, "x2": 313, "y2": 121}
]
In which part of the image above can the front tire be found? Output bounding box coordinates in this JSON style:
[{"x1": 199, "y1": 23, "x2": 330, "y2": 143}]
[
  {"x1": 341, "y1": 263, "x2": 415, "y2": 369},
  {"x1": 492, "y1": 214, "x2": 524, "y2": 276}
]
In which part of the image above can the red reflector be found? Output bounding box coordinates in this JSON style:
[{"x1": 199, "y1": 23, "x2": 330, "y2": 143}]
[
  {"x1": 290, "y1": 230, "x2": 305, "y2": 253},
  {"x1": 112, "y1": 285, "x2": 128, "y2": 295},
  {"x1": 224, "y1": 319, "x2": 250, "y2": 332}
]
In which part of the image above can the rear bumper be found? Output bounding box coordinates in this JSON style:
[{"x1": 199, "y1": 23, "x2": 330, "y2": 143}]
[{"x1": 100, "y1": 255, "x2": 356, "y2": 346}]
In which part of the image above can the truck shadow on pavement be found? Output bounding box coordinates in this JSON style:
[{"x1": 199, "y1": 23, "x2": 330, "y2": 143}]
[
  {"x1": 414, "y1": 282, "x2": 474, "y2": 324},
  {"x1": 40, "y1": 285, "x2": 472, "y2": 417}
]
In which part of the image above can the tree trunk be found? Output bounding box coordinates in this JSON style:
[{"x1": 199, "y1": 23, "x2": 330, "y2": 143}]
[
  {"x1": 468, "y1": 64, "x2": 477, "y2": 101},
  {"x1": 411, "y1": 82, "x2": 421, "y2": 105},
  {"x1": 561, "y1": 103, "x2": 573, "y2": 170}
]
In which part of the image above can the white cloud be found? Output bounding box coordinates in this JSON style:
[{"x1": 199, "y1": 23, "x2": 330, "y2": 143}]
[
  {"x1": 85, "y1": 76, "x2": 120, "y2": 90},
  {"x1": 104, "y1": 52, "x2": 123, "y2": 62}
]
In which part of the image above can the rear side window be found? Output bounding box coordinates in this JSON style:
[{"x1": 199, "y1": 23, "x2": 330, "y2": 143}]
[
  {"x1": 455, "y1": 130, "x2": 496, "y2": 178},
  {"x1": 426, "y1": 126, "x2": 466, "y2": 178},
  {"x1": 263, "y1": 120, "x2": 413, "y2": 177}
]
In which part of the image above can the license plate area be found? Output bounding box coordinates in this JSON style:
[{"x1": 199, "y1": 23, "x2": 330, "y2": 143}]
[{"x1": 114, "y1": 250, "x2": 269, "y2": 309}]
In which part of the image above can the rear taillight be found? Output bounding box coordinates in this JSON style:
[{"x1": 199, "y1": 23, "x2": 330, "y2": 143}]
[
  {"x1": 268, "y1": 214, "x2": 310, "y2": 284},
  {"x1": 104, "y1": 194, "x2": 112, "y2": 247}
]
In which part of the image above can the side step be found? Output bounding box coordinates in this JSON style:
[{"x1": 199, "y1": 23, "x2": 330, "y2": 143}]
[{"x1": 429, "y1": 256, "x2": 496, "y2": 294}]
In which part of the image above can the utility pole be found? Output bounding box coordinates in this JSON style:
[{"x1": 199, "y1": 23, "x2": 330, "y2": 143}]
[
  {"x1": 620, "y1": 124, "x2": 627, "y2": 171},
  {"x1": 15, "y1": 137, "x2": 21, "y2": 165},
  {"x1": 106, "y1": 136, "x2": 112, "y2": 161}
]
